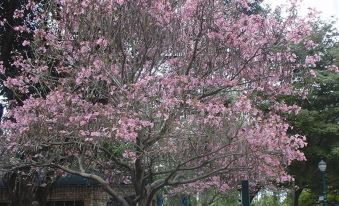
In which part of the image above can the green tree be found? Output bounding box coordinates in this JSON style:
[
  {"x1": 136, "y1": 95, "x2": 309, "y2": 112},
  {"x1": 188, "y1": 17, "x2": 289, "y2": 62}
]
[
  {"x1": 287, "y1": 19, "x2": 339, "y2": 206},
  {"x1": 251, "y1": 190, "x2": 291, "y2": 206},
  {"x1": 289, "y1": 70, "x2": 339, "y2": 206}
]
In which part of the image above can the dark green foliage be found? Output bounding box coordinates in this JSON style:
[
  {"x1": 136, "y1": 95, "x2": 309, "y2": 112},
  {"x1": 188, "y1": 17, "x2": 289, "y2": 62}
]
[
  {"x1": 0, "y1": 0, "x2": 33, "y2": 101},
  {"x1": 289, "y1": 71, "x2": 339, "y2": 188},
  {"x1": 287, "y1": 19, "x2": 339, "y2": 205},
  {"x1": 0, "y1": 0, "x2": 63, "y2": 104}
]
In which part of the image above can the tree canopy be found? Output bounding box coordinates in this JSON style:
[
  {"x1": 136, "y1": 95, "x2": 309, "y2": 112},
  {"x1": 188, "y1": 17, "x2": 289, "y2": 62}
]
[{"x1": 0, "y1": 0, "x2": 325, "y2": 205}]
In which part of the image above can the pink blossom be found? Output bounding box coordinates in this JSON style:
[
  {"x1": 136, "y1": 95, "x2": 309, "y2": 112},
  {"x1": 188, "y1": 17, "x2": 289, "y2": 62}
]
[
  {"x1": 22, "y1": 40, "x2": 30, "y2": 46},
  {"x1": 305, "y1": 54, "x2": 321, "y2": 67},
  {"x1": 116, "y1": 0, "x2": 124, "y2": 5},
  {"x1": 96, "y1": 37, "x2": 108, "y2": 47},
  {"x1": 328, "y1": 65, "x2": 339, "y2": 73},
  {"x1": 309, "y1": 69, "x2": 317, "y2": 77}
]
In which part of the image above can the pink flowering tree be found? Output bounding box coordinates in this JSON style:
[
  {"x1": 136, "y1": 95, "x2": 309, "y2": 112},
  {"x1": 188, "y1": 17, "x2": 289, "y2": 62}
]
[{"x1": 0, "y1": 0, "x2": 320, "y2": 205}]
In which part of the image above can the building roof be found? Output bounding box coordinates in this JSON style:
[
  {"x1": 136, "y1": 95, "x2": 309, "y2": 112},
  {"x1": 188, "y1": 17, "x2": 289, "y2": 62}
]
[
  {"x1": 0, "y1": 174, "x2": 100, "y2": 189},
  {"x1": 53, "y1": 174, "x2": 100, "y2": 187}
]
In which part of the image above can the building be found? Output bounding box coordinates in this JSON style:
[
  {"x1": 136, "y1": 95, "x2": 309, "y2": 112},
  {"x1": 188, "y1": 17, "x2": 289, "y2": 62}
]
[{"x1": 0, "y1": 174, "x2": 118, "y2": 206}]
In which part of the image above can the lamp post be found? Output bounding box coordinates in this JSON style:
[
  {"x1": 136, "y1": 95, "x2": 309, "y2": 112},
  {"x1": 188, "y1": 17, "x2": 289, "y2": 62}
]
[
  {"x1": 241, "y1": 180, "x2": 250, "y2": 206},
  {"x1": 318, "y1": 160, "x2": 328, "y2": 206}
]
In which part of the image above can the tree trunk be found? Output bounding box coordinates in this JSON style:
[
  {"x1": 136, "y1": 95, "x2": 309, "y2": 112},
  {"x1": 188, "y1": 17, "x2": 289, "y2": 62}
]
[
  {"x1": 292, "y1": 188, "x2": 303, "y2": 206},
  {"x1": 137, "y1": 197, "x2": 149, "y2": 206}
]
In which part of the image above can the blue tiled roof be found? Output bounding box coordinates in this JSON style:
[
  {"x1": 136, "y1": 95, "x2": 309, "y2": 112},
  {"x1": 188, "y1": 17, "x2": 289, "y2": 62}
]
[
  {"x1": 54, "y1": 174, "x2": 99, "y2": 187},
  {"x1": 0, "y1": 179, "x2": 5, "y2": 189},
  {"x1": 0, "y1": 174, "x2": 100, "y2": 189}
]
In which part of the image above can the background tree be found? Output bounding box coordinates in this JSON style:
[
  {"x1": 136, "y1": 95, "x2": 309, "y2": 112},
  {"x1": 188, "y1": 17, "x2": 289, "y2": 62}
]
[
  {"x1": 0, "y1": 1, "x2": 59, "y2": 205},
  {"x1": 286, "y1": 19, "x2": 339, "y2": 206}
]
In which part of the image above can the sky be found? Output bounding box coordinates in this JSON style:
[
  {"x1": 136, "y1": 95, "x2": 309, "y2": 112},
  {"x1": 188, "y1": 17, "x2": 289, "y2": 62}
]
[{"x1": 265, "y1": 0, "x2": 339, "y2": 29}]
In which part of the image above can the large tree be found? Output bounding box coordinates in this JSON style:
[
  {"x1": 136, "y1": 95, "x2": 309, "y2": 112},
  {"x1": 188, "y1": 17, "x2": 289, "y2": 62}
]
[{"x1": 0, "y1": 0, "x2": 319, "y2": 205}]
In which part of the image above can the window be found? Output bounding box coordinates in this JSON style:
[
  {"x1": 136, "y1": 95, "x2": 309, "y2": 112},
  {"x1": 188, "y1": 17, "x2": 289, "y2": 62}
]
[{"x1": 46, "y1": 201, "x2": 84, "y2": 206}]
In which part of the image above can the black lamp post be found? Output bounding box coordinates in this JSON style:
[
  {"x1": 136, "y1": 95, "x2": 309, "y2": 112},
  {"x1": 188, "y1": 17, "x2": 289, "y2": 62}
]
[
  {"x1": 241, "y1": 180, "x2": 250, "y2": 206},
  {"x1": 318, "y1": 160, "x2": 328, "y2": 206},
  {"x1": 0, "y1": 104, "x2": 3, "y2": 121}
]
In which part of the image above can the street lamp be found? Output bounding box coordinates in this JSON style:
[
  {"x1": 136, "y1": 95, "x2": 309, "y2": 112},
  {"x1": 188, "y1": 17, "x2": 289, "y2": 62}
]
[{"x1": 318, "y1": 160, "x2": 328, "y2": 206}]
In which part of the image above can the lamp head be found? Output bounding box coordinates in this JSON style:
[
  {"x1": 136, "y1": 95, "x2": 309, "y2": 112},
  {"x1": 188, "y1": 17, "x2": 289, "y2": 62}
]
[{"x1": 318, "y1": 160, "x2": 327, "y2": 172}]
